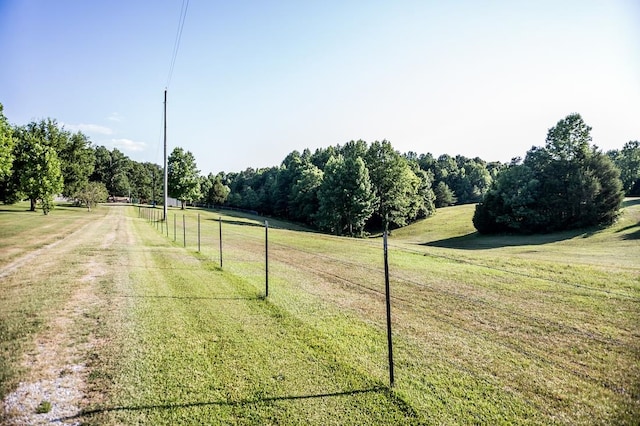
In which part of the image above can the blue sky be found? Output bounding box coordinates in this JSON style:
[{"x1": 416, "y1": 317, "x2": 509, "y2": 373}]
[{"x1": 1, "y1": 0, "x2": 639, "y2": 175}]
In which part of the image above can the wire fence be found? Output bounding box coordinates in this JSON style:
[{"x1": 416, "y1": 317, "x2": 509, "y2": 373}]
[{"x1": 136, "y1": 205, "x2": 640, "y2": 405}]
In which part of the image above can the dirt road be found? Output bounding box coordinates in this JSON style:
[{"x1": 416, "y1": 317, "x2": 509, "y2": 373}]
[{"x1": 1, "y1": 206, "x2": 136, "y2": 425}]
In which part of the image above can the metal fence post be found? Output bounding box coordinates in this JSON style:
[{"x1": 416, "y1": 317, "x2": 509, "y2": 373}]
[
  {"x1": 219, "y1": 216, "x2": 223, "y2": 269},
  {"x1": 384, "y1": 230, "x2": 395, "y2": 388},
  {"x1": 265, "y1": 220, "x2": 269, "y2": 297}
]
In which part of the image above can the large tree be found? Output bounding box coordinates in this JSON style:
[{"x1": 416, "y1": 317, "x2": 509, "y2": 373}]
[
  {"x1": 15, "y1": 119, "x2": 96, "y2": 199},
  {"x1": 365, "y1": 140, "x2": 421, "y2": 230},
  {"x1": 90, "y1": 146, "x2": 132, "y2": 197},
  {"x1": 168, "y1": 147, "x2": 201, "y2": 209},
  {"x1": 200, "y1": 172, "x2": 230, "y2": 206},
  {"x1": 473, "y1": 163, "x2": 540, "y2": 233},
  {"x1": 289, "y1": 163, "x2": 323, "y2": 224},
  {"x1": 59, "y1": 131, "x2": 95, "y2": 197},
  {"x1": 316, "y1": 154, "x2": 376, "y2": 236},
  {"x1": 13, "y1": 128, "x2": 64, "y2": 214},
  {"x1": 474, "y1": 114, "x2": 624, "y2": 233}
]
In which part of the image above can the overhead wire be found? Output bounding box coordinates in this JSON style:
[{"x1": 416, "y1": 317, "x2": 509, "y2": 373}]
[{"x1": 167, "y1": 0, "x2": 190, "y2": 88}]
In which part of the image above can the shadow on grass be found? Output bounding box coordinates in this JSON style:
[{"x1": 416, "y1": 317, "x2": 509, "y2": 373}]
[
  {"x1": 0, "y1": 206, "x2": 30, "y2": 212},
  {"x1": 58, "y1": 387, "x2": 386, "y2": 421},
  {"x1": 209, "y1": 218, "x2": 265, "y2": 228},
  {"x1": 111, "y1": 293, "x2": 260, "y2": 301},
  {"x1": 203, "y1": 208, "x2": 315, "y2": 233},
  {"x1": 422, "y1": 227, "x2": 594, "y2": 250},
  {"x1": 621, "y1": 197, "x2": 640, "y2": 208},
  {"x1": 621, "y1": 227, "x2": 640, "y2": 240}
]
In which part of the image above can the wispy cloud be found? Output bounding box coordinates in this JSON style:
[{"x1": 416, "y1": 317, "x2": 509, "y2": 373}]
[
  {"x1": 107, "y1": 112, "x2": 123, "y2": 122},
  {"x1": 111, "y1": 138, "x2": 146, "y2": 152},
  {"x1": 63, "y1": 123, "x2": 113, "y2": 135}
]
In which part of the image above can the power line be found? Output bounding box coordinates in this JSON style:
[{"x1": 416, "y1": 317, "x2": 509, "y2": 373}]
[{"x1": 167, "y1": 0, "x2": 189, "y2": 88}]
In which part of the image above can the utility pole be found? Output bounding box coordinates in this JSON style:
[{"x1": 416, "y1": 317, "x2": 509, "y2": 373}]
[{"x1": 163, "y1": 89, "x2": 168, "y2": 221}]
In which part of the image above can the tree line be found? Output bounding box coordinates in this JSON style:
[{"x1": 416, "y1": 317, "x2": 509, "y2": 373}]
[
  {"x1": 215, "y1": 141, "x2": 503, "y2": 235},
  {"x1": 1, "y1": 102, "x2": 637, "y2": 235}
]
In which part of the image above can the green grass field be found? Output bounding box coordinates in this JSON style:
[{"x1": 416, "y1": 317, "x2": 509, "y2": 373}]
[{"x1": 1, "y1": 200, "x2": 638, "y2": 424}]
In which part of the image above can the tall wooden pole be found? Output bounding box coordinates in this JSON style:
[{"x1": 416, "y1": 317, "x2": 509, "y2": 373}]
[{"x1": 163, "y1": 89, "x2": 168, "y2": 222}]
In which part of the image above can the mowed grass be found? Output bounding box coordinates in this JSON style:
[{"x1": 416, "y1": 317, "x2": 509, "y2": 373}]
[
  {"x1": 0, "y1": 201, "x2": 103, "y2": 269},
  {"x1": 83, "y1": 207, "x2": 419, "y2": 424},
  {"x1": 2, "y1": 200, "x2": 639, "y2": 424},
  {"x1": 126, "y1": 202, "x2": 639, "y2": 424}
]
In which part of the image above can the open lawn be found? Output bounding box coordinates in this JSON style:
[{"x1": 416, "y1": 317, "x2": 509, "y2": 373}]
[{"x1": 1, "y1": 200, "x2": 638, "y2": 424}]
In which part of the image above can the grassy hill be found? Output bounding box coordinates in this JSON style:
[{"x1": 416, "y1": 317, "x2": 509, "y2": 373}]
[{"x1": 1, "y1": 200, "x2": 638, "y2": 424}]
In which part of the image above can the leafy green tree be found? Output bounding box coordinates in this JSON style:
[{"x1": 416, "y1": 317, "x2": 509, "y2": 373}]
[
  {"x1": 289, "y1": 163, "x2": 323, "y2": 224},
  {"x1": 109, "y1": 149, "x2": 132, "y2": 197},
  {"x1": 411, "y1": 169, "x2": 437, "y2": 219},
  {"x1": 225, "y1": 168, "x2": 253, "y2": 209},
  {"x1": 340, "y1": 139, "x2": 368, "y2": 161},
  {"x1": 168, "y1": 147, "x2": 201, "y2": 209},
  {"x1": 59, "y1": 131, "x2": 95, "y2": 197},
  {"x1": 74, "y1": 181, "x2": 108, "y2": 211},
  {"x1": 242, "y1": 186, "x2": 261, "y2": 210},
  {"x1": 90, "y1": 146, "x2": 132, "y2": 197},
  {"x1": 0, "y1": 103, "x2": 14, "y2": 180},
  {"x1": 210, "y1": 174, "x2": 230, "y2": 205},
  {"x1": 365, "y1": 140, "x2": 418, "y2": 230},
  {"x1": 474, "y1": 114, "x2": 624, "y2": 233},
  {"x1": 224, "y1": 167, "x2": 276, "y2": 213},
  {"x1": 433, "y1": 154, "x2": 459, "y2": 187},
  {"x1": 434, "y1": 181, "x2": 456, "y2": 207},
  {"x1": 523, "y1": 114, "x2": 617, "y2": 230},
  {"x1": 198, "y1": 174, "x2": 213, "y2": 205},
  {"x1": 200, "y1": 172, "x2": 230, "y2": 206},
  {"x1": 309, "y1": 145, "x2": 338, "y2": 170},
  {"x1": 3, "y1": 119, "x2": 68, "y2": 204},
  {"x1": 126, "y1": 161, "x2": 160, "y2": 203},
  {"x1": 17, "y1": 119, "x2": 96, "y2": 199},
  {"x1": 316, "y1": 155, "x2": 376, "y2": 236},
  {"x1": 90, "y1": 146, "x2": 112, "y2": 188},
  {"x1": 147, "y1": 162, "x2": 164, "y2": 204},
  {"x1": 459, "y1": 157, "x2": 492, "y2": 203},
  {"x1": 270, "y1": 151, "x2": 306, "y2": 219},
  {"x1": 587, "y1": 152, "x2": 624, "y2": 225},
  {"x1": 473, "y1": 164, "x2": 540, "y2": 233},
  {"x1": 416, "y1": 152, "x2": 436, "y2": 172},
  {"x1": 14, "y1": 129, "x2": 64, "y2": 214},
  {"x1": 24, "y1": 118, "x2": 68, "y2": 153}
]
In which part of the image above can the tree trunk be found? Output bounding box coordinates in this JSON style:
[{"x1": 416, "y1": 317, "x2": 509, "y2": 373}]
[{"x1": 30, "y1": 198, "x2": 37, "y2": 211}]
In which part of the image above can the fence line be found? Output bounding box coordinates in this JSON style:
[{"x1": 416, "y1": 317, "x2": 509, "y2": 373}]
[{"x1": 135, "y1": 205, "x2": 636, "y2": 393}]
